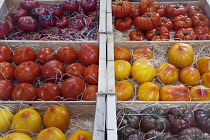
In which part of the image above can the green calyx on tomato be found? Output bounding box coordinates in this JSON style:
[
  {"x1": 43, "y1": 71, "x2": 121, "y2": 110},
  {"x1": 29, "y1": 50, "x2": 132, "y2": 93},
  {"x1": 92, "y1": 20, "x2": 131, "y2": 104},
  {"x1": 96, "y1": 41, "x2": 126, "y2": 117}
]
[
  {"x1": 147, "y1": 4, "x2": 152, "y2": 7},
  {"x1": 183, "y1": 32, "x2": 189, "y2": 35},
  {"x1": 161, "y1": 18, "x2": 167, "y2": 23}
]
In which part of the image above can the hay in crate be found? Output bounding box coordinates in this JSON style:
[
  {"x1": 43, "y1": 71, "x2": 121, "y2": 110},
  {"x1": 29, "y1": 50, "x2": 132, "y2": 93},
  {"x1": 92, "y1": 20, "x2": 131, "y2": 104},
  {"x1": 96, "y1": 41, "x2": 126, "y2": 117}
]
[{"x1": 0, "y1": 102, "x2": 95, "y2": 139}]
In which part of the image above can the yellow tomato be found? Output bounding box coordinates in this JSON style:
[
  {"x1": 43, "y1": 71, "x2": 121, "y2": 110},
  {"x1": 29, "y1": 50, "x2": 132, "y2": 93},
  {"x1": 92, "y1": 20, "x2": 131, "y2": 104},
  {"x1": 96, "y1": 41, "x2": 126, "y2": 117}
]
[
  {"x1": 137, "y1": 82, "x2": 159, "y2": 101},
  {"x1": 68, "y1": 130, "x2": 92, "y2": 140},
  {"x1": 156, "y1": 63, "x2": 178, "y2": 84},
  {"x1": 1, "y1": 133, "x2": 32, "y2": 140},
  {"x1": 0, "y1": 109, "x2": 13, "y2": 134},
  {"x1": 168, "y1": 43, "x2": 194, "y2": 68},
  {"x1": 131, "y1": 59, "x2": 155, "y2": 84},
  {"x1": 114, "y1": 47, "x2": 131, "y2": 61},
  {"x1": 11, "y1": 108, "x2": 42, "y2": 136},
  {"x1": 197, "y1": 57, "x2": 210, "y2": 75},
  {"x1": 202, "y1": 72, "x2": 210, "y2": 88},
  {"x1": 36, "y1": 127, "x2": 66, "y2": 140},
  {"x1": 133, "y1": 48, "x2": 153, "y2": 60},
  {"x1": 115, "y1": 80, "x2": 134, "y2": 101},
  {"x1": 114, "y1": 60, "x2": 131, "y2": 81},
  {"x1": 190, "y1": 85, "x2": 210, "y2": 101},
  {"x1": 180, "y1": 67, "x2": 201, "y2": 86}
]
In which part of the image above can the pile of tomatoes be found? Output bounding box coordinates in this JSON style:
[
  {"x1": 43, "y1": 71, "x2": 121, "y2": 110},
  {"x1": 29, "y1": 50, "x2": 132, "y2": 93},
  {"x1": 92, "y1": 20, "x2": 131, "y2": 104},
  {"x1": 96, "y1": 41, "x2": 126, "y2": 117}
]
[
  {"x1": 0, "y1": 44, "x2": 99, "y2": 101},
  {"x1": 112, "y1": 0, "x2": 210, "y2": 41},
  {"x1": 0, "y1": 0, "x2": 99, "y2": 41}
]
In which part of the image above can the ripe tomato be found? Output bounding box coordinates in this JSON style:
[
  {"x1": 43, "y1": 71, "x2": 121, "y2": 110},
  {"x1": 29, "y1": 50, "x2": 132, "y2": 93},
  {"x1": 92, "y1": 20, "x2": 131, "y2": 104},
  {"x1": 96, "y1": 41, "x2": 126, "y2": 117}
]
[
  {"x1": 174, "y1": 28, "x2": 198, "y2": 41},
  {"x1": 156, "y1": 63, "x2": 178, "y2": 84},
  {"x1": 0, "y1": 46, "x2": 13, "y2": 62},
  {"x1": 157, "y1": 5, "x2": 165, "y2": 17},
  {"x1": 139, "y1": 0, "x2": 160, "y2": 15},
  {"x1": 134, "y1": 12, "x2": 160, "y2": 31},
  {"x1": 37, "y1": 83, "x2": 61, "y2": 101},
  {"x1": 112, "y1": 0, "x2": 132, "y2": 18},
  {"x1": 114, "y1": 60, "x2": 131, "y2": 81},
  {"x1": 191, "y1": 14, "x2": 210, "y2": 28},
  {"x1": 137, "y1": 82, "x2": 159, "y2": 101},
  {"x1": 190, "y1": 85, "x2": 210, "y2": 101},
  {"x1": 129, "y1": 30, "x2": 145, "y2": 41},
  {"x1": 0, "y1": 80, "x2": 14, "y2": 100},
  {"x1": 180, "y1": 67, "x2": 201, "y2": 86},
  {"x1": 78, "y1": 44, "x2": 99, "y2": 67},
  {"x1": 83, "y1": 85, "x2": 98, "y2": 101},
  {"x1": 196, "y1": 57, "x2": 210, "y2": 75},
  {"x1": 36, "y1": 47, "x2": 56, "y2": 64},
  {"x1": 194, "y1": 26, "x2": 210, "y2": 40},
  {"x1": 165, "y1": 4, "x2": 186, "y2": 19},
  {"x1": 13, "y1": 46, "x2": 36, "y2": 65},
  {"x1": 146, "y1": 27, "x2": 170, "y2": 41},
  {"x1": 83, "y1": 64, "x2": 98, "y2": 85},
  {"x1": 14, "y1": 61, "x2": 41, "y2": 84},
  {"x1": 0, "y1": 20, "x2": 10, "y2": 38},
  {"x1": 114, "y1": 47, "x2": 131, "y2": 61},
  {"x1": 187, "y1": 6, "x2": 205, "y2": 17},
  {"x1": 57, "y1": 46, "x2": 77, "y2": 64},
  {"x1": 131, "y1": 59, "x2": 155, "y2": 84},
  {"x1": 202, "y1": 72, "x2": 210, "y2": 88},
  {"x1": 160, "y1": 84, "x2": 190, "y2": 101},
  {"x1": 11, "y1": 83, "x2": 37, "y2": 101},
  {"x1": 0, "y1": 62, "x2": 15, "y2": 80},
  {"x1": 157, "y1": 17, "x2": 173, "y2": 31},
  {"x1": 168, "y1": 43, "x2": 194, "y2": 68},
  {"x1": 41, "y1": 60, "x2": 65, "y2": 83},
  {"x1": 37, "y1": 127, "x2": 66, "y2": 140},
  {"x1": 115, "y1": 80, "x2": 134, "y2": 101},
  {"x1": 61, "y1": 77, "x2": 85, "y2": 101},
  {"x1": 114, "y1": 17, "x2": 132, "y2": 32},
  {"x1": 133, "y1": 48, "x2": 153, "y2": 60},
  {"x1": 130, "y1": 4, "x2": 140, "y2": 20},
  {"x1": 172, "y1": 15, "x2": 192, "y2": 31},
  {"x1": 65, "y1": 63, "x2": 85, "y2": 79}
]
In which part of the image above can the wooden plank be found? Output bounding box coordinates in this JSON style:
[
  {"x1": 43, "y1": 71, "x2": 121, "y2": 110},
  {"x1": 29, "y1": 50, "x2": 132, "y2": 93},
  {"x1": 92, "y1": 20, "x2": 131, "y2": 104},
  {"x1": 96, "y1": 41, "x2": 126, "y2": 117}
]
[{"x1": 99, "y1": 0, "x2": 106, "y2": 33}]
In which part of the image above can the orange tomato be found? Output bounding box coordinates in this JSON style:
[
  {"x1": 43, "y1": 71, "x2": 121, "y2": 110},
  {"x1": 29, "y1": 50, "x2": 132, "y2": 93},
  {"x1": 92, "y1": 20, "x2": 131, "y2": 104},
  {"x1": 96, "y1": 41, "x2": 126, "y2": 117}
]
[
  {"x1": 137, "y1": 82, "x2": 159, "y2": 101},
  {"x1": 180, "y1": 67, "x2": 201, "y2": 86},
  {"x1": 202, "y1": 72, "x2": 210, "y2": 88},
  {"x1": 1, "y1": 133, "x2": 32, "y2": 140},
  {"x1": 115, "y1": 80, "x2": 134, "y2": 101},
  {"x1": 156, "y1": 63, "x2": 178, "y2": 84},
  {"x1": 190, "y1": 85, "x2": 210, "y2": 101},
  {"x1": 131, "y1": 59, "x2": 155, "y2": 84},
  {"x1": 197, "y1": 57, "x2": 210, "y2": 75},
  {"x1": 114, "y1": 47, "x2": 131, "y2": 61},
  {"x1": 114, "y1": 60, "x2": 131, "y2": 81},
  {"x1": 36, "y1": 127, "x2": 66, "y2": 140},
  {"x1": 168, "y1": 43, "x2": 194, "y2": 68},
  {"x1": 68, "y1": 130, "x2": 92, "y2": 140},
  {"x1": 133, "y1": 48, "x2": 153, "y2": 60}
]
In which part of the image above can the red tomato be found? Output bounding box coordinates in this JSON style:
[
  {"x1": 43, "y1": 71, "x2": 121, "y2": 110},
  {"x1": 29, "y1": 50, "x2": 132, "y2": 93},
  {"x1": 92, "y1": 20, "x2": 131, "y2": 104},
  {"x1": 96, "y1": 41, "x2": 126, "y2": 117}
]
[
  {"x1": 139, "y1": 0, "x2": 160, "y2": 15},
  {"x1": 61, "y1": 77, "x2": 85, "y2": 101},
  {"x1": 83, "y1": 85, "x2": 98, "y2": 101},
  {"x1": 146, "y1": 27, "x2": 170, "y2": 41},
  {"x1": 194, "y1": 26, "x2": 210, "y2": 40},
  {"x1": 191, "y1": 14, "x2": 210, "y2": 28},
  {"x1": 114, "y1": 17, "x2": 132, "y2": 31},
  {"x1": 78, "y1": 44, "x2": 99, "y2": 67},
  {"x1": 0, "y1": 20, "x2": 10, "y2": 38},
  {"x1": 37, "y1": 83, "x2": 61, "y2": 101},
  {"x1": 83, "y1": 64, "x2": 98, "y2": 85},
  {"x1": 57, "y1": 46, "x2": 77, "y2": 64},
  {"x1": 114, "y1": 47, "x2": 131, "y2": 61},
  {"x1": 0, "y1": 46, "x2": 13, "y2": 62},
  {"x1": 165, "y1": 4, "x2": 186, "y2": 19},
  {"x1": 36, "y1": 47, "x2": 56, "y2": 64},
  {"x1": 112, "y1": 0, "x2": 132, "y2": 18},
  {"x1": 129, "y1": 30, "x2": 145, "y2": 41},
  {"x1": 65, "y1": 63, "x2": 85, "y2": 79},
  {"x1": 172, "y1": 15, "x2": 192, "y2": 31},
  {"x1": 0, "y1": 62, "x2": 15, "y2": 80},
  {"x1": 13, "y1": 46, "x2": 36, "y2": 65},
  {"x1": 174, "y1": 28, "x2": 198, "y2": 41},
  {"x1": 130, "y1": 4, "x2": 140, "y2": 20},
  {"x1": 14, "y1": 61, "x2": 41, "y2": 84},
  {"x1": 11, "y1": 83, "x2": 37, "y2": 101},
  {"x1": 158, "y1": 17, "x2": 173, "y2": 31},
  {"x1": 41, "y1": 60, "x2": 65, "y2": 83},
  {"x1": 187, "y1": 6, "x2": 205, "y2": 18},
  {"x1": 0, "y1": 80, "x2": 14, "y2": 100}
]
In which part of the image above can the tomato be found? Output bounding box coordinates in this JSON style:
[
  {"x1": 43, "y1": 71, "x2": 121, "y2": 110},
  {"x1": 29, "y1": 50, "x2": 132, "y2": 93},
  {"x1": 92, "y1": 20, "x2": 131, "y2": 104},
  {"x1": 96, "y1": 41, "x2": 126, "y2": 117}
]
[
  {"x1": 191, "y1": 14, "x2": 210, "y2": 28},
  {"x1": 0, "y1": 108, "x2": 13, "y2": 134},
  {"x1": 114, "y1": 60, "x2": 131, "y2": 81},
  {"x1": 61, "y1": 77, "x2": 85, "y2": 101},
  {"x1": 83, "y1": 64, "x2": 98, "y2": 85},
  {"x1": 0, "y1": 62, "x2": 15, "y2": 80},
  {"x1": 1, "y1": 133, "x2": 32, "y2": 140},
  {"x1": 168, "y1": 43, "x2": 194, "y2": 68},
  {"x1": 160, "y1": 84, "x2": 190, "y2": 101},
  {"x1": 157, "y1": 5, "x2": 165, "y2": 17},
  {"x1": 0, "y1": 46, "x2": 13, "y2": 62},
  {"x1": 165, "y1": 4, "x2": 186, "y2": 19},
  {"x1": 139, "y1": 0, "x2": 160, "y2": 15},
  {"x1": 133, "y1": 48, "x2": 153, "y2": 60},
  {"x1": 11, "y1": 83, "x2": 37, "y2": 101},
  {"x1": 114, "y1": 47, "x2": 131, "y2": 61},
  {"x1": 57, "y1": 46, "x2": 77, "y2": 64},
  {"x1": 0, "y1": 80, "x2": 14, "y2": 101},
  {"x1": 0, "y1": 20, "x2": 10, "y2": 39},
  {"x1": 130, "y1": 4, "x2": 140, "y2": 20},
  {"x1": 131, "y1": 59, "x2": 155, "y2": 84},
  {"x1": 187, "y1": 6, "x2": 205, "y2": 17},
  {"x1": 194, "y1": 26, "x2": 210, "y2": 40},
  {"x1": 146, "y1": 26, "x2": 170, "y2": 41},
  {"x1": 172, "y1": 15, "x2": 192, "y2": 31},
  {"x1": 114, "y1": 17, "x2": 132, "y2": 32},
  {"x1": 174, "y1": 28, "x2": 198, "y2": 41},
  {"x1": 65, "y1": 63, "x2": 85, "y2": 79},
  {"x1": 145, "y1": 129, "x2": 176, "y2": 140},
  {"x1": 41, "y1": 60, "x2": 65, "y2": 83},
  {"x1": 180, "y1": 67, "x2": 201, "y2": 86},
  {"x1": 194, "y1": 109, "x2": 210, "y2": 134},
  {"x1": 112, "y1": 0, "x2": 132, "y2": 18},
  {"x1": 157, "y1": 17, "x2": 173, "y2": 31},
  {"x1": 196, "y1": 57, "x2": 210, "y2": 75},
  {"x1": 37, "y1": 127, "x2": 66, "y2": 140},
  {"x1": 14, "y1": 61, "x2": 41, "y2": 84},
  {"x1": 78, "y1": 44, "x2": 99, "y2": 67},
  {"x1": 37, "y1": 83, "x2": 61, "y2": 101},
  {"x1": 202, "y1": 72, "x2": 210, "y2": 88},
  {"x1": 134, "y1": 12, "x2": 160, "y2": 31},
  {"x1": 190, "y1": 85, "x2": 210, "y2": 101},
  {"x1": 115, "y1": 80, "x2": 134, "y2": 101},
  {"x1": 83, "y1": 85, "x2": 98, "y2": 101},
  {"x1": 156, "y1": 63, "x2": 178, "y2": 84},
  {"x1": 137, "y1": 82, "x2": 159, "y2": 101},
  {"x1": 68, "y1": 130, "x2": 92, "y2": 140},
  {"x1": 13, "y1": 46, "x2": 36, "y2": 65},
  {"x1": 36, "y1": 47, "x2": 56, "y2": 64},
  {"x1": 129, "y1": 30, "x2": 145, "y2": 41}
]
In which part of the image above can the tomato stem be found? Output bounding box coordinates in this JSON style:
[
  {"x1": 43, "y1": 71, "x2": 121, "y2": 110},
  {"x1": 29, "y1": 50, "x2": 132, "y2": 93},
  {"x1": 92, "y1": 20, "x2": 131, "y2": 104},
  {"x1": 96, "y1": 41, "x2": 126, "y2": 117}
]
[
  {"x1": 147, "y1": 4, "x2": 152, "y2": 7},
  {"x1": 155, "y1": 31, "x2": 160, "y2": 35},
  {"x1": 201, "y1": 18, "x2": 205, "y2": 21},
  {"x1": 183, "y1": 32, "x2": 188, "y2": 35},
  {"x1": 161, "y1": 18, "x2": 167, "y2": 23}
]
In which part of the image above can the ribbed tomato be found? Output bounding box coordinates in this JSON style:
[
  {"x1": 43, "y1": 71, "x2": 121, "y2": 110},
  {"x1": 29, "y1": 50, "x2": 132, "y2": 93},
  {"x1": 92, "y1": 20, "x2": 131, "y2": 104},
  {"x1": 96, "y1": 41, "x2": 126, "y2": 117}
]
[
  {"x1": 190, "y1": 85, "x2": 210, "y2": 101},
  {"x1": 191, "y1": 14, "x2": 210, "y2": 28},
  {"x1": 180, "y1": 67, "x2": 201, "y2": 86},
  {"x1": 139, "y1": 0, "x2": 160, "y2": 15},
  {"x1": 146, "y1": 27, "x2": 170, "y2": 41},
  {"x1": 187, "y1": 6, "x2": 205, "y2": 17},
  {"x1": 157, "y1": 17, "x2": 173, "y2": 31},
  {"x1": 202, "y1": 72, "x2": 210, "y2": 88},
  {"x1": 194, "y1": 26, "x2": 210, "y2": 40},
  {"x1": 133, "y1": 48, "x2": 153, "y2": 60},
  {"x1": 114, "y1": 17, "x2": 132, "y2": 31},
  {"x1": 130, "y1": 4, "x2": 140, "y2": 20},
  {"x1": 196, "y1": 57, "x2": 210, "y2": 75},
  {"x1": 129, "y1": 30, "x2": 145, "y2": 41},
  {"x1": 114, "y1": 47, "x2": 131, "y2": 61},
  {"x1": 174, "y1": 28, "x2": 198, "y2": 41},
  {"x1": 112, "y1": 0, "x2": 132, "y2": 18},
  {"x1": 172, "y1": 15, "x2": 192, "y2": 31},
  {"x1": 114, "y1": 60, "x2": 131, "y2": 81},
  {"x1": 115, "y1": 80, "x2": 134, "y2": 101},
  {"x1": 165, "y1": 4, "x2": 186, "y2": 19}
]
